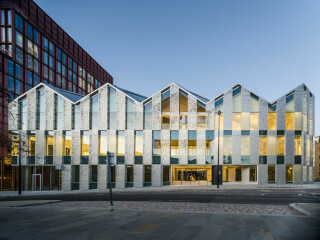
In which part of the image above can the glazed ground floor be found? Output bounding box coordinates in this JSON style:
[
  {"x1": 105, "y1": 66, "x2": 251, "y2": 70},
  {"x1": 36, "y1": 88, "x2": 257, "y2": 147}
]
[{"x1": 12, "y1": 164, "x2": 314, "y2": 191}]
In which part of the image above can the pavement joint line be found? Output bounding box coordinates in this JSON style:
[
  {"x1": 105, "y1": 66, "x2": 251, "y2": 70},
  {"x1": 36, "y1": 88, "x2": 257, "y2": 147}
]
[{"x1": 11, "y1": 200, "x2": 63, "y2": 208}]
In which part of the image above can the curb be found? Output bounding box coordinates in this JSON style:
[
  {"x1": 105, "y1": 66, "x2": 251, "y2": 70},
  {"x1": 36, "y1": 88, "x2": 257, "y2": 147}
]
[{"x1": 289, "y1": 203, "x2": 313, "y2": 216}]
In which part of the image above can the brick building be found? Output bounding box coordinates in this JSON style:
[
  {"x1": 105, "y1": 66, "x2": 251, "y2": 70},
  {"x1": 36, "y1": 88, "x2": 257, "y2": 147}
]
[
  {"x1": 0, "y1": 0, "x2": 113, "y2": 189},
  {"x1": 315, "y1": 136, "x2": 320, "y2": 181}
]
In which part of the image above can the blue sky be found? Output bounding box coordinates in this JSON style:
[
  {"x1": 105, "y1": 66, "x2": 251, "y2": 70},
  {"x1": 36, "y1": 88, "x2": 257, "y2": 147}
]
[{"x1": 35, "y1": 0, "x2": 320, "y2": 135}]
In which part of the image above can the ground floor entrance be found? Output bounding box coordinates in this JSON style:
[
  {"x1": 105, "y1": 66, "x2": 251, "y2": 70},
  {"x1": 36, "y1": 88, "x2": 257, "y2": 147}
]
[
  {"x1": 171, "y1": 165, "x2": 212, "y2": 185},
  {"x1": 222, "y1": 166, "x2": 257, "y2": 183}
]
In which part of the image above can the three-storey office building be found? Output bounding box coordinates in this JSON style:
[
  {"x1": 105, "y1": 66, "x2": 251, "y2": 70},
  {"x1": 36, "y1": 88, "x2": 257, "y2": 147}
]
[
  {"x1": 0, "y1": 0, "x2": 113, "y2": 189},
  {"x1": 9, "y1": 82, "x2": 314, "y2": 191}
]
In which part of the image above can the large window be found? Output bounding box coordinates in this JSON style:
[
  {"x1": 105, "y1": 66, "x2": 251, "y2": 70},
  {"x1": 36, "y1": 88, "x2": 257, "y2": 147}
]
[
  {"x1": 144, "y1": 101, "x2": 152, "y2": 130},
  {"x1": 179, "y1": 90, "x2": 188, "y2": 130},
  {"x1": 294, "y1": 135, "x2": 301, "y2": 155},
  {"x1": 46, "y1": 131, "x2": 54, "y2": 156},
  {"x1": 54, "y1": 94, "x2": 63, "y2": 130},
  {"x1": 250, "y1": 166, "x2": 257, "y2": 182},
  {"x1": 268, "y1": 165, "x2": 276, "y2": 182},
  {"x1": 126, "y1": 97, "x2": 134, "y2": 130},
  {"x1": 206, "y1": 131, "x2": 214, "y2": 164},
  {"x1": 72, "y1": 105, "x2": 80, "y2": 130},
  {"x1": 135, "y1": 131, "x2": 143, "y2": 156},
  {"x1": 286, "y1": 165, "x2": 293, "y2": 183},
  {"x1": 232, "y1": 87, "x2": 241, "y2": 130},
  {"x1": 90, "y1": 94, "x2": 99, "y2": 130},
  {"x1": 81, "y1": 131, "x2": 89, "y2": 156},
  {"x1": 116, "y1": 131, "x2": 125, "y2": 156},
  {"x1": 126, "y1": 165, "x2": 134, "y2": 187},
  {"x1": 267, "y1": 135, "x2": 276, "y2": 155},
  {"x1": 277, "y1": 135, "x2": 285, "y2": 155},
  {"x1": 161, "y1": 90, "x2": 170, "y2": 130},
  {"x1": 215, "y1": 97, "x2": 223, "y2": 130},
  {"x1": 170, "y1": 131, "x2": 179, "y2": 164},
  {"x1": 286, "y1": 93, "x2": 294, "y2": 130},
  {"x1": 268, "y1": 104, "x2": 277, "y2": 130},
  {"x1": 63, "y1": 131, "x2": 72, "y2": 156},
  {"x1": 259, "y1": 135, "x2": 267, "y2": 156},
  {"x1": 99, "y1": 131, "x2": 107, "y2": 156},
  {"x1": 144, "y1": 166, "x2": 152, "y2": 187},
  {"x1": 294, "y1": 112, "x2": 302, "y2": 130},
  {"x1": 197, "y1": 101, "x2": 206, "y2": 130},
  {"x1": 250, "y1": 94, "x2": 259, "y2": 130},
  {"x1": 37, "y1": 88, "x2": 46, "y2": 130},
  {"x1": 19, "y1": 98, "x2": 28, "y2": 130},
  {"x1": 153, "y1": 131, "x2": 161, "y2": 164},
  {"x1": 188, "y1": 131, "x2": 197, "y2": 163},
  {"x1": 28, "y1": 132, "x2": 36, "y2": 156},
  {"x1": 108, "y1": 87, "x2": 116, "y2": 129},
  {"x1": 241, "y1": 131, "x2": 250, "y2": 164},
  {"x1": 223, "y1": 131, "x2": 232, "y2": 164}
]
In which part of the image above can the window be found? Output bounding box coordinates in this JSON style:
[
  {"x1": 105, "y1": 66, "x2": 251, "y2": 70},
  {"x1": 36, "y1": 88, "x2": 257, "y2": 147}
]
[
  {"x1": 8, "y1": 59, "x2": 14, "y2": 75},
  {"x1": 54, "y1": 94, "x2": 63, "y2": 130},
  {"x1": 286, "y1": 165, "x2": 293, "y2": 182},
  {"x1": 241, "y1": 131, "x2": 250, "y2": 160},
  {"x1": 250, "y1": 94, "x2": 259, "y2": 130},
  {"x1": 215, "y1": 97, "x2": 223, "y2": 130},
  {"x1": 46, "y1": 131, "x2": 54, "y2": 156},
  {"x1": 144, "y1": 101, "x2": 152, "y2": 129},
  {"x1": 108, "y1": 87, "x2": 117, "y2": 129},
  {"x1": 19, "y1": 98, "x2": 28, "y2": 130},
  {"x1": 249, "y1": 166, "x2": 257, "y2": 181},
  {"x1": 188, "y1": 131, "x2": 197, "y2": 162},
  {"x1": 116, "y1": 131, "x2": 125, "y2": 156},
  {"x1": 11, "y1": 134, "x2": 19, "y2": 157},
  {"x1": 179, "y1": 90, "x2": 188, "y2": 130},
  {"x1": 28, "y1": 133, "x2": 36, "y2": 156},
  {"x1": 126, "y1": 97, "x2": 134, "y2": 130},
  {"x1": 259, "y1": 135, "x2": 267, "y2": 156},
  {"x1": 233, "y1": 113, "x2": 241, "y2": 130},
  {"x1": 144, "y1": 166, "x2": 152, "y2": 187},
  {"x1": 250, "y1": 113, "x2": 259, "y2": 130},
  {"x1": 286, "y1": 93, "x2": 294, "y2": 130},
  {"x1": 171, "y1": 131, "x2": 179, "y2": 157},
  {"x1": 72, "y1": 105, "x2": 80, "y2": 130},
  {"x1": 206, "y1": 131, "x2": 214, "y2": 156},
  {"x1": 27, "y1": 24, "x2": 33, "y2": 39},
  {"x1": 268, "y1": 104, "x2": 277, "y2": 130},
  {"x1": 16, "y1": 47, "x2": 23, "y2": 64},
  {"x1": 15, "y1": 31, "x2": 23, "y2": 47},
  {"x1": 90, "y1": 94, "x2": 99, "y2": 130},
  {"x1": 135, "y1": 131, "x2": 143, "y2": 156},
  {"x1": 277, "y1": 135, "x2": 285, "y2": 155},
  {"x1": 15, "y1": 14, "x2": 23, "y2": 32},
  {"x1": 268, "y1": 165, "x2": 276, "y2": 182},
  {"x1": 81, "y1": 131, "x2": 89, "y2": 156},
  {"x1": 63, "y1": 131, "x2": 72, "y2": 156},
  {"x1": 72, "y1": 165, "x2": 80, "y2": 190},
  {"x1": 153, "y1": 131, "x2": 161, "y2": 163},
  {"x1": 294, "y1": 112, "x2": 302, "y2": 130},
  {"x1": 44, "y1": 37, "x2": 48, "y2": 51},
  {"x1": 126, "y1": 165, "x2": 134, "y2": 187},
  {"x1": 90, "y1": 165, "x2": 98, "y2": 189},
  {"x1": 37, "y1": 88, "x2": 46, "y2": 130},
  {"x1": 99, "y1": 131, "x2": 107, "y2": 156},
  {"x1": 15, "y1": 64, "x2": 21, "y2": 79},
  {"x1": 15, "y1": 79, "x2": 21, "y2": 95},
  {"x1": 223, "y1": 131, "x2": 232, "y2": 164},
  {"x1": 232, "y1": 87, "x2": 241, "y2": 130},
  {"x1": 267, "y1": 136, "x2": 276, "y2": 155},
  {"x1": 294, "y1": 135, "x2": 301, "y2": 155},
  {"x1": 161, "y1": 90, "x2": 170, "y2": 130},
  {"x1": 163, "y1": 166, "x2": 171, "y2": 185},
  {"x1": 8, "y1": 76, "x2": 14, "y2": 91},
  {"x1": 197, "y1": 101, "x2": 206, "y2": 130}
]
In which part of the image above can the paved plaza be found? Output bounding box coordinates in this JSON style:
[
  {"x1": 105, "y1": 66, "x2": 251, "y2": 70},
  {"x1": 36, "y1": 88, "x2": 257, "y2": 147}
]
[{"x1": 0, "y1": 201, "x2": 320, "y2": 240}]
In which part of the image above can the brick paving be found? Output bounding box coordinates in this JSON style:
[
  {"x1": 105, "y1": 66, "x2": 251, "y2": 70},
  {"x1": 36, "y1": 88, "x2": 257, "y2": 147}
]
[{"x1": 38, "y1": 201, "x2": 300, "y2": 216}]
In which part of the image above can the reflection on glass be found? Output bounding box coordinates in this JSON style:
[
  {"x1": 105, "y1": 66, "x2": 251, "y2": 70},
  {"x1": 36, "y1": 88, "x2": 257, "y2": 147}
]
[
  {"x1": 197, "y1": 101, "x2": 206, "y2": 130},
  {"x1": 162, "y1": 90, "x2": 170, "y2": 130},
  {"x1": 171, "y1": 131, "x2": 179, "y2": 156},
  {"x1": 64, "y1": 131, "x2": 72, "y2": 156},
  {"x1": 99, "y1": 131, "x2": 107, "y2": 156},
  {"x1": 277, "y1": 136, "x2": 285, "y2": 155},
  {"x1": 294, "y1": 136, "x2": 301, "y2": 155},
  {"x1": 188, "y1": 131, "x2": 197, "y2": 156},
  {"x1": 46, "y1": 132, "x2": 53, "y2": 156},
  {"x1": 117, "y1": 131, "x2": 125, "y2": 156},
  {"x1": 267, "y1": 136, "x2": 276, "y2": 155},
  {"x1": 90, "y1": 94, "x2": 99, "y2": 130},
  {"x1": 144, "y1": 101, "x2": 152, "y2": 130},
  {"x1": 268, "y1": 165, "x2": 276, "y2": 182},
  {"x1": 81, "y1": 131, "x2": 89, "y2": 156},
  {"x1": 249, "y1": 166, "x2": 257, "y2": 181},
  {"x1": 153, "y1": 131, "x2": 161, "y2": 156},
  {"x1": 126, "y1": 97, "x2": 134, "y2": 130},
  {"x1": 259, "y1": 136, "x2": 267, "y2": 155},
  {"x1": 29, "y1": 134, "x2": 36, "y2": 156},
  {"x1": 286, "y1": 165, "x2": 293, "y2": 182},
  {"x1": 135, "y1": 131, "x2": 143, "y2": 156},
  {"x1": 108, "y1": 87, "x2": 117, "y2": 130}
]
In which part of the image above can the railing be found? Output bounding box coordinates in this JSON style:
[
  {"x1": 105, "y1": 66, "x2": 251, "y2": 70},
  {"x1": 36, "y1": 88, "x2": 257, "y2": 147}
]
[{"x1": 258, "y1": 182, "x2": 303, "y2": 188}]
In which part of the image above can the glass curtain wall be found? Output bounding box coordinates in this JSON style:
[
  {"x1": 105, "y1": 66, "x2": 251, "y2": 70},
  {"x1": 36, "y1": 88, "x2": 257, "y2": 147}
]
[{"x1": 90, "y1": 94, "x2": 99, "y2": 130}]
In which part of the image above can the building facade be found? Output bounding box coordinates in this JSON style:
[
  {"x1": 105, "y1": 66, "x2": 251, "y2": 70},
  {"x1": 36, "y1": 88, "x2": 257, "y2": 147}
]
[
  {"x1": 315, "y1": 136, "x2": 320, "y2": 181},
  {"x1": 0, "y1": 0, "x2": 113, "y2": 189},
  {"x1": 8, "y1": 82, "x2": 315, "y2": 191}
]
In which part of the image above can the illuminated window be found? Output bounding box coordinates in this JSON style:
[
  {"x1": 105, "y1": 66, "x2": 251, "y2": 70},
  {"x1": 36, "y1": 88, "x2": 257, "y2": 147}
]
[
  {"x1": 197, "y1": 101, "x2": 206, "y2": 130},
  {"x1": 286, "y1": 93, "x2": 294, "y2": 130},
  {"x1": 250, "y1": 94, "x2": 259, "y2": 130},
  {"x1": 232, "y1": 113, "x2": 241, "y2": 130},
  {"x1": 188, "y1": 131, "x2": 197, "y2": 156},
  {"x1": 63, "y1": 131, "x2": 72, "y2": 156},
  {"x1": 144, "y1": 101, "x2": 152, "y2": 130},
  {"x1": 259, "y1": 135, "x2": 267, "y2": 155},
  {"x1": 286, "y1": 165, "x2": 293, "y2": 182},
  {"x1": 28, "y1": 133, "x2": 36, "y2": 156},
  {"x1": 241, "y1": 132, "x2": 250, "y2": 156},
  {"x1": 268, "y1": 104, "x2": 276, "y2": 130},
  {"x1": 250, "y1": 113, "x2": 259, "y2": 130},
  {"x1": 223, "y1": 131, "x2": 232, "y2": 164},
  {"x1": 206, "y1": 131, "x2": 214, "y2": 156},
  {"x1": 241, "y1": 112, "x2": 250, "y2": 130},
  {"x1": 81, "y1": 131, "x2": 89, "y2": 156},
  {"x1": 116, "y1": 131, "x2": 125, "y2": 156},
  {"x1": 294, "y1": 112, "x2": 302, "y2": 130},
  {"x1": 267, "y1": 135, "x2": 276, "y2": 155},
  {"x1": 171, "y1": 131, "x2": 179, "y2": 157},
  {"x1": 126, "y1": 97, "x2": 134, "y2": 130},
  {"x1": 294, "y1": 135, "x2": 301, "y2": 155},
  {"x1": 46, "y1": 131, "x2": 53, "y2": 156},
  {"x1": 250, "y1": 166, "x2": 257, "y2": 181},
  {"x1": 161, "y1": 90, "x2": 170, "y2": 130},
  {"x1": 277, "y1": 135, "x2": 285, "y2": 155},
  {"x1": 153, "y1": 131, "x2": 161, "y2": 164},
  {"x1": 135, "y1": 131, "x2": 143, "y2": 156},
  {"x1": 99, "y1": 131, "x2": 107, "y2": 156}
]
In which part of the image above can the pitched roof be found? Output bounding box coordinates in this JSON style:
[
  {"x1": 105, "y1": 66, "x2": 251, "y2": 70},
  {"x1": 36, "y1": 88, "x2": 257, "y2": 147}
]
[
  {"x1": 43, "y1": 83, "x2": 84, "y2": 102},
  {"x1": 112, "y1": 84, "x2": 147, "y2": 102},
  {"x1": 176, "y1": 84, "x2": 210, "y2": 103}
]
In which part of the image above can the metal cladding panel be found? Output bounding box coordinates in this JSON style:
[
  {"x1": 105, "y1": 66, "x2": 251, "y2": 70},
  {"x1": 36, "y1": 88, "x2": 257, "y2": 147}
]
[
  {"x1": 285, "y1": 131, "x2": 294, "y2": 164},
  {"x1": 223, "y1": 90, "x2": 232, "y2": 130},
  {"x1": 188, "y1": 94, "x2": 197, "y2": 130},
  {"x1": 152, "y1": 164, "x2": 162, "y2": 187},
  {"x1": 134, "y1": 165, "x2": 143, "y2": 188},
  {"x1": 276, "y1": 164, "x2": 285, "y2": 184},
  {"x1": 80, "y1": 97, "x2": 90, "y2": 130},
  {"x1": 303, "y1": 91, "x2": 308, "y2": 131},
  {"x1": 98, "y1": 86, "x2": 108, "y2": 130},
  {"x1": 46, "y1": 89, "x2": 55, "y2": 130},
  {"x1": 257, "y1": 165, "x2": 267, "y2": 184},
  {"x1": 294, "y1": 86, "x2": 304, "y2": 113},
  {"x1": 53, "y1": 130, "x2": 63, "y2": 165},
  {"x1": 35, "y1": 130, "x2": 44, "y2": 165},
  {"x1": 197, "y1": 130, "x2": 206, "y2": 165},
  {"x1": 312, "y1": 94, "x2": 315, "y2": 136},
  {"x1": 259, "y1": 99, "x2": 268, "y2": 130},
  {"x1": 241, "y1": 88, "x2": 251, "y2": 113},
  {"x1": 170, "y1": 84, "x2": 179, "y2": 114},
  {"x1": 250, "y1": 131, "x2": 259, "y2": 165},
  {"x1": 134, "y1": 102, "x2": 143, "y2": 130},
  {"x1": 267, "y1": 155, "x2": 276, "y2": 165},
  {"x1": 98, "y1": 165, "x2": 107, "y2": 189},
  {"x1": 27, "y1": 89, "x2": 37, "y2": 130},
  {"x1": 206, "y1": 101, "x2": 215, "y2": 130},
  {"x1": 62, "y1": 165, "x2": 72, "y2": 191},
  {"x1": 125, "y1": 130, "x2": 134, "y2": 165},
  {"x1": 179, "y1": 130, "x2": 188, "y2": 165},
  {"x1": 232, "y1": 133, "x2": 241, "y2": 165},
  {"x1": 161, "y1": 130, "x2": 170, "y2": 165},
  {"x1": 303, "y1": 166, "x2": 307, "y2": 182},
  {"x1": 152, "y1": 92, "x2": 161, "y2": 130},
  {"x1": 143, "y1": 130, "x2": 152, "y2": 165},
  {"x1": 8, "y1": 99, "x2": 18, "y2": 130},
  {"x1": 309, "y1": 166, "x2": 314, "y2": 182},
  {"x1": 170, "y1": 114, "x2": 179, "y2": 130},
  {"x1": 63, "y1": 101, "x2": 72, "y2": 130},
  {"x1": 71, "y1": 130, "x2": 80, "y2": 165},
  {"x1": 108, "y1": 130, "x2": 116, "y2": 155},
  {"x1": 277, "y1": 96, "x2": 286, "y2": 130},
  {"x1": 80, "y1": 165, "x2": 89, "y2": 190},
  {"x1": 293, "y1": 165, "x2": 302, "y2": 183},
  {"x1": 116, "y1": 164, "x2": 125, "y2": 188},
  {"x1": 89, "y1": 130, "x2": 98, "y2": 165},
  {"x1": 116, "y1": 91, "x2": 126, "y2": 130},
  {"x1": 305, "y1": 91, "x2": 310, "y2": 134}
]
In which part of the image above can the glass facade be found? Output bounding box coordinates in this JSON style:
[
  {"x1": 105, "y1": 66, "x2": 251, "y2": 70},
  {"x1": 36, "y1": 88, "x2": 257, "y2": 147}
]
[
  {"x1": 161, "y1": 90, "x2": 170, "y2": 130},
  {"x1": 144, "y1": 101, "x2": 152, "y2": 130},
  {"x1": 108, "y1": 87, "x2": 117, "y2": 130},
  {"x1": 36, "y1": 88, "x2": 46, "y2": 130},
  {"x1": 81, "y1": 131, "x2": 89, "y2": 156},
  {"x1": 54, "y1": 94, "x2": 63, "y2": 130},
  {"x1": 90, "y1": 94, "x2": 99, "y2": 130},
  {"x1": 126, "y1": 97, "x2": 134, "y2": 130}
]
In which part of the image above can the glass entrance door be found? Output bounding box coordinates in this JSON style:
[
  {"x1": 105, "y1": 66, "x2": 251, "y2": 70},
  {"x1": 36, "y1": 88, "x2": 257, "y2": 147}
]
[
  {"x1": 171, "y1": 166, "x2": 211, "y2": 185},
  {"x1": 32, "y1": 174, "x2": 42, "y2": 191}
]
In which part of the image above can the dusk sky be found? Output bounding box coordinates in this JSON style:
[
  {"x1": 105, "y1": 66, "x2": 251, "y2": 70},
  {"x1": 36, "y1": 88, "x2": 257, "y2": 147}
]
[{"x1": 35, "y1": 0, "x2": 320, "y2": 135}]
